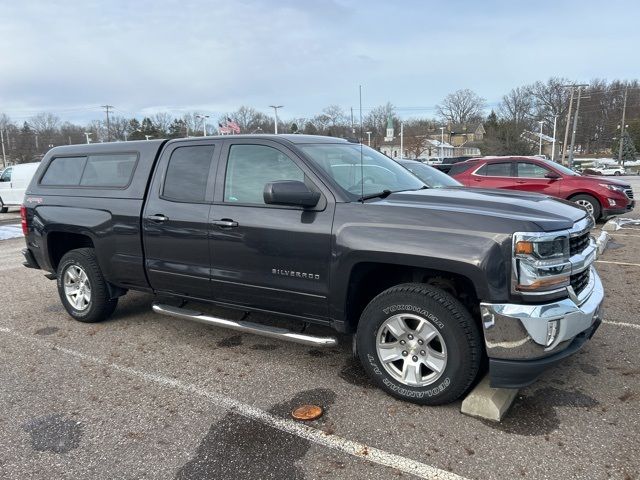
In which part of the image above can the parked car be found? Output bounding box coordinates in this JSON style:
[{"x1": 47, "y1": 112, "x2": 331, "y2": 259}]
[
  {"x1": 586, "y1": 164, "x2": 626, "y2": 176},
  {"x1": 450, "y1": 156, "x2": 634, "y2": 219},
  {"x1": 22, "y1": 136, "x2": 603, "y2": 405},
  {"x1": 0, "y1": 162, "x2": 40, "y2": 212},
  {"x1": 395, "y1": 159, "x2": 463, "y2": 188},
  {"x1": 432, "y1": 156, "x2": 475, "y2": 174}
]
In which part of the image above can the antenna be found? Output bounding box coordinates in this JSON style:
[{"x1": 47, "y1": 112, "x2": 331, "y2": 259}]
[{"x1": 359, "y1": 85, "x2": 364, "y2": 204}]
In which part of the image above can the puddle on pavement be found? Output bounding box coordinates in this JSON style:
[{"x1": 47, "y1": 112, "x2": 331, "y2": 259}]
[
  {"x1": 176, "y1": 388, "x2": 336, "y2": 480},
  {"x1": 22, "y1": 414, "x2": 83, "y2": 454},
  {"x1": 35, "y1": 326, "x2": 59, "y2": 336}
]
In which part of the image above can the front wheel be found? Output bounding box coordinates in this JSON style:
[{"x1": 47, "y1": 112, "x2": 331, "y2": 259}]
[
  {"x1": 57, "y1": 248, "x2": 118, "y2": 323},
  {"x1": 356, "y1": 283, "x2": 482, "y2": 405},
  {"x1": 572, "y1": 194, "x2": 601, "y2": 219},
  {"x1": 614, "y1": 171, "x2": 621, "y2": 176}
]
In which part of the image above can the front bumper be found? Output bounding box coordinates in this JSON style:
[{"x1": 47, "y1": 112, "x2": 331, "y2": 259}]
[
  {"x1": 603, "y1": 199, "x2": 634, "y2": 217},
  {"x1": 480, "y1": 267, "x2": 604, "y2": 388}
]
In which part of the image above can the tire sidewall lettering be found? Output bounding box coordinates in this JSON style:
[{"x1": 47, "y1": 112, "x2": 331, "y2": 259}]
[{"x1": 382, "y1": 304, "x2": 444, "y2": 329}]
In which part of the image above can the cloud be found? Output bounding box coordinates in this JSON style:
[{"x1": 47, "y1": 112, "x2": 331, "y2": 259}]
[{"x1": 0, "y1": 0, "x2": 638, "y2": 123}]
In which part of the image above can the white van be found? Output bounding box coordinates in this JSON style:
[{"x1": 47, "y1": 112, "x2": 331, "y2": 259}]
[{"x1": 0, "y1": 162, "x2": 40, "y2": 212}]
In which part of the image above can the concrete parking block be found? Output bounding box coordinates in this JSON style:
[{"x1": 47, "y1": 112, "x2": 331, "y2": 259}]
[
  {"x1": 460, "y1": 375, "x2": 518, "y2": 422},
  {"x1": 595, "y1": 230, "x2": 610, "y2": 256}
]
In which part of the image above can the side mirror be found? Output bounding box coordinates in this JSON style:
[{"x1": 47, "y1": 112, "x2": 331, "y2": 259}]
[
  {"x1": 545, "y1": 172, "x2": 561, "y2": 180},
  {"x1": 264, "y1": 180, "x2": 320, "y2": 208}
]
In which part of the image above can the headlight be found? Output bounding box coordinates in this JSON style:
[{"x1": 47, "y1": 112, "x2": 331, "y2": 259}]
[
  {"x1": 513, "y1": 232, "x2": 571, "y2": 293},
  {"x1": 599, "y1": 183, "x2": 625, "y2": 193}
]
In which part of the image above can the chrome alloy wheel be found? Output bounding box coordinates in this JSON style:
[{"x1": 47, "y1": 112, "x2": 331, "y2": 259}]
[
  {"x1": 63, "y1": 265, "x2": 91, "y2": 311},
  {"x1": 375, "y1": 313, "x2": 447, "y2": 387},
  {"x1": 575, "y1": 199, "x2": 594, "y2": 215}
]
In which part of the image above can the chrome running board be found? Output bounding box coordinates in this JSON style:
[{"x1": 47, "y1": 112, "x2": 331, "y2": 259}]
[{"x1": 152, "y1": 303, "x2": 338, "y2": 347}]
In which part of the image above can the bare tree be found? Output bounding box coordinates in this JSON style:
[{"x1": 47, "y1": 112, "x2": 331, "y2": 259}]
[
  {"x1": 152, "y1": 112, "x2": 173, "y2": 136},
  {"x1": 437, "y1": 89, "x2": 486, "y2": 124},
  {"x1": 226, "y1": 106, "x2": 270, "y2": 133},
  {"x1": 498, "y1": 87, "x2": 534, "y2": 125},
  {"x1": 364, "y1": 102, "x2": 396, "y2": 148},
  {"x1": 109, "y1": 116, "x2": 130, "y2": 141},
  {"x1": 29, "y1": 112, "x2": 61, "y2": 135}
]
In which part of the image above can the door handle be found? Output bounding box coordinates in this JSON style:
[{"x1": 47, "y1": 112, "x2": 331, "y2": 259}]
[
  {"x1": 147, "y1": 214, "x2": 168, "y2": 222},
  {"x1": 212, "y1": 219, "x2": 238, "y2": 228},
  {"x1": 516, "y1": 180, "x2": 527, "y2": 184}
]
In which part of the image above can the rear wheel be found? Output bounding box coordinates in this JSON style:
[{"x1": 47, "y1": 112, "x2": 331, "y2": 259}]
[
  {"x1": 57, "y1": 248, "x2": 118, "y2": 323},
  {"x1": 572, "y1": 194, "x2": 601, "y2": 220},
  {"x1": 356, "y1": 283, "x2": 482, "y2": 405},
  {"x1": 614, "y1": 171, "x2": 621, "y2": 176},
  {"x1": 0, "y1": 198, "x2": 7, "y2": 213}
]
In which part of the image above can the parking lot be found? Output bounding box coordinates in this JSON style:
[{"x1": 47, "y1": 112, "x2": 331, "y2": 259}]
[{"x1": 0, "y1": 182, "x2": 639, "y2": 480}]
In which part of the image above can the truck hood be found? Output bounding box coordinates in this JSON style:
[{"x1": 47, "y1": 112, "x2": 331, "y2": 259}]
[{"x1": 375, "y1": 187, "x2": 587, "y2": 231}]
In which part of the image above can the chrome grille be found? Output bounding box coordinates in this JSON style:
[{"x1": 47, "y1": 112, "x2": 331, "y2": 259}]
[
  {"x1": 570, "y1": 269, "x2": 590, "y2": 295},
  {"x1": 570, "y1": 232, "x2": 590, "y2": 256}
]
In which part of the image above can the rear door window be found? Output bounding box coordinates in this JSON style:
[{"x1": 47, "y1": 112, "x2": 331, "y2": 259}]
[
  {"x1": 162, "y1": 145, "x2": 216, "y2": 202},
  {"x1": 476, "y1": 162, "x2": 513, "y2": 177}
]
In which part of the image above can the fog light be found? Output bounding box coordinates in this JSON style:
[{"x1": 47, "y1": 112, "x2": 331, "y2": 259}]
[
  {"x1": 608, "y1": 198, "x2": 616, "y2": 206},
  {"x1": 546, "y1": 320, "x2": 559, "y2": 347}
]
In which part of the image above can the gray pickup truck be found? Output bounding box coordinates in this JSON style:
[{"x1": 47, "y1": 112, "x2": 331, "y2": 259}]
[{"x1": 21, "y1": 135, "x2": 603, "y2": 404}]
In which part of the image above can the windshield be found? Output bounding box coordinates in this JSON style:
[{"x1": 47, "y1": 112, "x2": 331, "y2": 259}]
[
  {"x1": 300, "y1": 144, "x2": 425, "y2": 198},
  {"x1": 398, "y1": 161, "x2": 462, "y2": 188},
  {"x1": 541, "y1": 159, "x2": 579, "y2": 176}
]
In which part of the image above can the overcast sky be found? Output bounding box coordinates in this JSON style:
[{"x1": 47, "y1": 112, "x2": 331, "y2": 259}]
[{"x1": 1, "y1": 0, "x2": 638, "y2": 124}]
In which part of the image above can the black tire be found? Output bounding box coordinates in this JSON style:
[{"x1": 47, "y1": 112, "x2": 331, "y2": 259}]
[
  {"x1": 56, "y1": 248, "x2": 118, "y2": 323},
  {"x1": 0, "y1": 198, "x2": 7, "y2": 213},
  {"x1": 356, "y1": 283, "x2": 482, "y2": 405},
  {"x1": 614, "y1": 171, "x2": 621, "y2": 176},
  {"x1": 572, "y1": 194, "x2": 601, "y2": 220}
]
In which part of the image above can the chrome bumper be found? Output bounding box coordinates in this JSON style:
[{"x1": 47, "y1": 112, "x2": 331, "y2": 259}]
[{"x1": 480, "y1": 267, "x2": 604, "y2": 360}]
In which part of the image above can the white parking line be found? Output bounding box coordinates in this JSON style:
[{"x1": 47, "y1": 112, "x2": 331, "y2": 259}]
[
  {"x1": 603, "y1": 320, "x2": 640, "y2": 330},
  {"x1": 0, "y1": 325, "x2": 467, "y2": 480},
  {"x1": 596, "y1": 260, "x2": 640, "y2": 267}
]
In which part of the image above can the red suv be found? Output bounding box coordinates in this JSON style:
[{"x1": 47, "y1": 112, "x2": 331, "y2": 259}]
[{"x1": 450, "y1": 156, "x2": 634, "y2": 220}]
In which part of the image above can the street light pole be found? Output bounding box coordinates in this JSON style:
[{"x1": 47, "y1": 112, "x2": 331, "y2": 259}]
[
  {"x1": 84, "y1": 132, "x2": 92, "y2": 144},
  {"x1": 538, "y1": 120, "x2": 544, "y2": 156},
  {"x1": 439, "y1": 127, "x2": 445, "y2": 161},
  {"x1": 269, "y1": 105, "x2": 283, "y2": 134},
  {"x1": 365, "y1": 131, "x2": 372, "y2": 146},
  {"x1": 195, "y1": 114, "x2": 209, "y2": 136},
  {"x1": 400, "y1": 122, "x2": 404, "y2": 160}
]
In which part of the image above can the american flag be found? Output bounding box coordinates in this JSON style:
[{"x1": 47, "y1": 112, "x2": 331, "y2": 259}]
[{"x1": 226, "y1": 117, "x2": 241, "y2": 134}]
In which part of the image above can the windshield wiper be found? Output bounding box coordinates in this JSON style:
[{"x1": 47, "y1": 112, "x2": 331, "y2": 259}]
[{"x1": 358, "y1": 189, "x2": 392, "y2": 201}]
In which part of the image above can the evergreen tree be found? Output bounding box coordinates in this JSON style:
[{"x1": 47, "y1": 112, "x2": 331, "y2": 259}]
[
  {"x1": 168, "y1": 119, "x2": 186, "y2": 138},
  {"x1": 128, "y1": 119, "x2": 144, "y2": 140},
  {"x1": 612, "y1": 131, "x2": 637, "y2": 162},
  {"x1": 16, "y1": 122, "x2": 37, "y2": 162}
]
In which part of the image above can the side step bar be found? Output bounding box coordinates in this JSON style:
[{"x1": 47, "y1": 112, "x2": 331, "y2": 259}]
[{"x1": 152, "y1": 303, "x2": 338, "y2": 347}]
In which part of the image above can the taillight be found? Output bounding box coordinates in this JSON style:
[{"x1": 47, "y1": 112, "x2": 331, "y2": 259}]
[{"x1": 20, "y1": 205, "x2": 28, "y2": 236}]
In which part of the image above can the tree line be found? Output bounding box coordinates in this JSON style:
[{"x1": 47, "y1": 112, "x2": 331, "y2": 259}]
[{"x1": 1, "y1": 77, "x2": 638, "y2": 164}]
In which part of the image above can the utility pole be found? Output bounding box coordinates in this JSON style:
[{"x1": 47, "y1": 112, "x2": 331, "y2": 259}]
[
  {"x1": 0, "y1": 129, "x2": 6, "y2": 168},
  {"x1": 568, "y1": 85, "x2": 587, "y2": 168},
  {"x1": 551, "y1": 115, "x2": 558, "y2": 161},
  {"x1": 538, "y1": 120, "x2": 544, "y2": 156},
  {"x1": 350, "y1": 107, "x2": 355, "y2": 134},
  {"x1": 101, "y1": 105, "x2": 113, "y2": 142},
  {"x1": 400, "y1": 122, "x2": 404, "y2": 159},
  {"x1": 560, "y1": 87, "x2": 575, "y2": 165},
  {"x1": 439, "y1": 127, "x2": 445, "y2": 161},
  {"x1": 618, "y1": 86, "x2": 629, "y2": 165},
  {"x1": 269, "y1": 105, "x2": 283, "y2": 134}
]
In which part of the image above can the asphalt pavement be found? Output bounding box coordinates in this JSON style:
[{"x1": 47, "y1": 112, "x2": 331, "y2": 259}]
[{"x1": 0, "y1": 189, "x2": 638, "y2": 480}]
